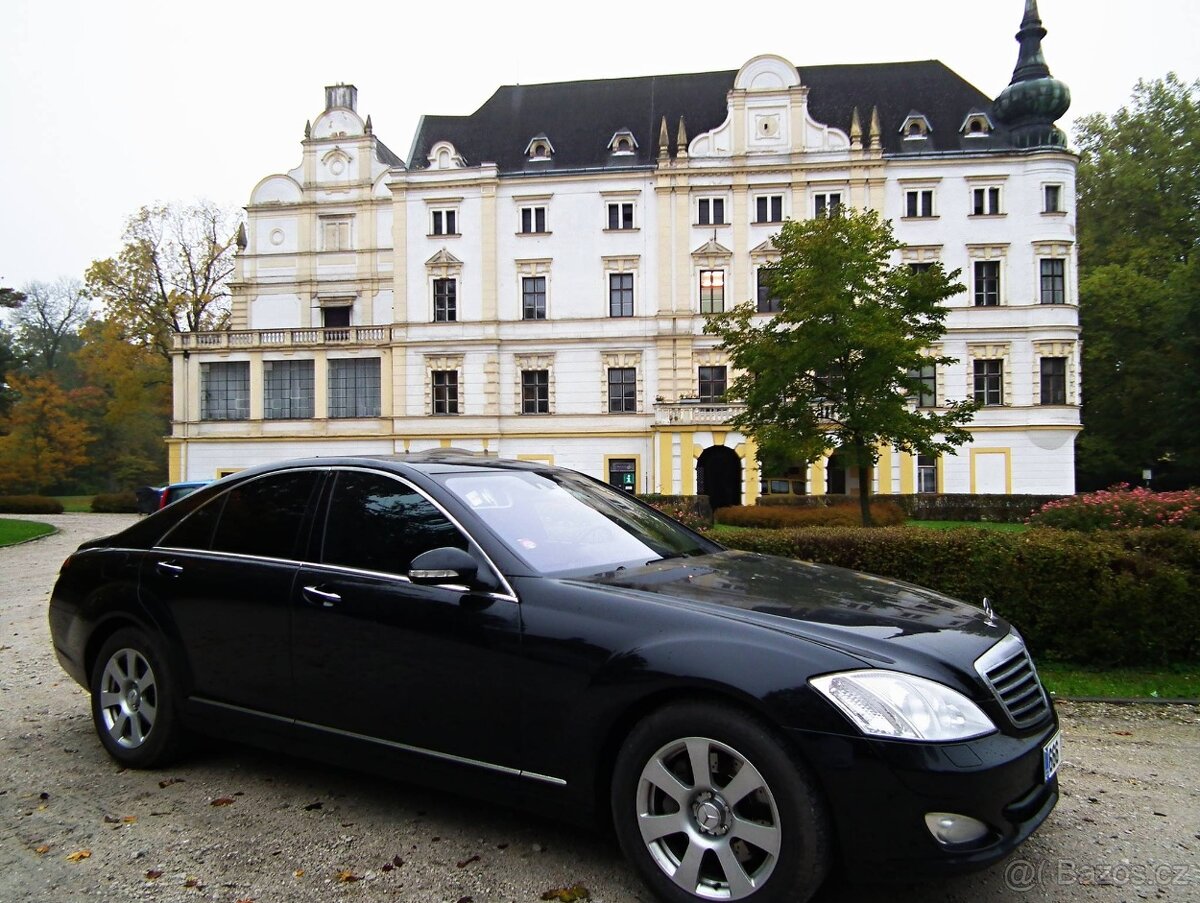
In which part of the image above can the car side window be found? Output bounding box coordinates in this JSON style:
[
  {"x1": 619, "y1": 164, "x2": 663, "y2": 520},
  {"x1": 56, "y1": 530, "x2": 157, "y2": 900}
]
[
  {"x1": 208, "y1": 471, "x2": 320, "y2": 560},
  {"x1": 161, "y1": 495, "x2": 225, "y2": 550},
  {"x1": 321, "y1": 470, "x2": 468, "y2": 575}
]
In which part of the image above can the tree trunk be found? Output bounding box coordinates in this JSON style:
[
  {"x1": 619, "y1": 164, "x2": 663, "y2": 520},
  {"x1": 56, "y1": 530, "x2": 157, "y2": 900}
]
[{"x1": 857, "y1": 464, "x2": 874, "y2": 527}]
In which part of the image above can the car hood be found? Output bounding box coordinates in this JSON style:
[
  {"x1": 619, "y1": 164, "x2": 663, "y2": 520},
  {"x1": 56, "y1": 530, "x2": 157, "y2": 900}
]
[{"x1": 580, "y1": 550, "x2": 1009, "y2": 672}]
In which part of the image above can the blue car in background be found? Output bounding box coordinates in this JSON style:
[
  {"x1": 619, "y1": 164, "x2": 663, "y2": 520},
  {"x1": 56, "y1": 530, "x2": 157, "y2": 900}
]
[{"x1": 134, "y1": 481, "x2": 209, "y2": 514}]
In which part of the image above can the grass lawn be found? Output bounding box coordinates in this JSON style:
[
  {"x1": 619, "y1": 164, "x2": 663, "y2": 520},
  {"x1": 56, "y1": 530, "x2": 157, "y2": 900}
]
[
  {"x1": 0, "y1": 518, "x2": 56, "y2": 546},
  {"x1": 51, "y1": 495, "x2": 94, "y2": 513},
  {"x1": 1039, "y1": 664, "x2": 1200, "y2": 700},
  {"x1": 906, "y1": 520, "x2": 1029, "y2": 533}
]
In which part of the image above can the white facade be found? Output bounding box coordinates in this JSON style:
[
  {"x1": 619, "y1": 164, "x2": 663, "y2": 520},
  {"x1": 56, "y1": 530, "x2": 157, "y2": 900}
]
[{"x1": 171, "y1": 52, "x2": 1079, "y2": 503}]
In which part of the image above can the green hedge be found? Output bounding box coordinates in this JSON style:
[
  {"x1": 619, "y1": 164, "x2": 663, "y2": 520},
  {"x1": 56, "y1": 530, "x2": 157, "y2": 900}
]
[
  {"x1": 0, "y1": 495, "x2": 64, "y2": 514},
  {"x1": 717, "y1": 526, "x2": 1199, "y2": 667},
  {"x1": 91, "y1": 492, "x2": 139, "y2": 513},
  {"x1": 718, "y1": 502, "x2": 906, "y2": 528},
  {"x1": 758, "y1": 493, "x2": 1060, "y2": 523}
]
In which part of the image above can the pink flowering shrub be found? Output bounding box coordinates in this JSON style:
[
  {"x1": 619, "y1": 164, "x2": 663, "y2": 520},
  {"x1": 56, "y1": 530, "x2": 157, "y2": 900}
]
[
  {"x1": 1029, "y1": 484, "x2": 1200, "y2": 531},
  {"x1": 641, "y1": 495, "x2": 712, "y2": 533}
]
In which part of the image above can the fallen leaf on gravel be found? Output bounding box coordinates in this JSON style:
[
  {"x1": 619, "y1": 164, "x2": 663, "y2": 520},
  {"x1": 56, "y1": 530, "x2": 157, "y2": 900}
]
[
  {"x1": 183, "y1": 877, "x2": 204, "y2": 888},
  {"x1": 65, "y1": 849, "x2": 91, "y2": 862},
  {"x1": 541, "y1": 885, "x2": 590, "y2": 902},
  {"x1": 336, "y1": 870, "x2": 362, "y2": 883},
  {"x1": 210, "y1": 797, "x2": 235, "y2": 807},
  {"x1": 293, "y1": 869, "x2": 305, "y2": 878},
  {"x1": 392, "y1": 855, "x2": 404, "y2": 867},
  {"x1": 159, "y1": 778, "x2": 184, "y2": 788},
  {"x1": 145, "y1": 870, "x2": 163, "y2": 880},
  {"x1": 103, "y1": 815, "x2": 120, "y2": 824},
  {"x1": 457, "y1": 854, "x2": 480, "y2": 868},
  {"x1": 1113, "y1": 730, "x2": 1133, "y2": 736},
  {"x1": 34, "y1": 845, "x2": 50, "y2": 855},
  {"x1": 122, "y1": 815, "x2": 137, "y2": 824}
]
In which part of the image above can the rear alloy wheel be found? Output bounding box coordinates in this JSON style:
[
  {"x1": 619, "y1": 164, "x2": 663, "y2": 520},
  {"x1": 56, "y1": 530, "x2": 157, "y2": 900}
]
[
  {"x1": 613, "y1": 703, "x2": 829, "y2": 903},
  {"x1": 90, "y1": 628, "x2": 183, "y2": 768}
]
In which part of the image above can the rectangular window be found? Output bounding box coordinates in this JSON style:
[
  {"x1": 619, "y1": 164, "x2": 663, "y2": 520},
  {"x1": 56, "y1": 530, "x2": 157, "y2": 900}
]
[
  {"x1": 697, "y1": 197, "x2": 726, "y2": 226},
  {"x1": 905, "y1": 189, "x2": 934, "y2": 217},
  {"x1": 607, "y1": 367, "x2": 637, "y2": 413},
  {"x1": 699, "y1": 269, "x2": 725, "y2": 314},
  {"x1": 321, "y1": 217, "x2": 351, "y2": 251},
  {"x1": 609, "y1": 272, "x2": 634, "y2": 317},
  {"x1": 328, "y1": 358, "x2": 381, "y2": 418},
  {"x1": 263, "y1": 359, "x2": 315, "y2": 420},
  {"x1": 1044, "y1": 184, "x2": 1062, "y2": 213},
  {"x1": 972, "y1": 186, "x2": 1002, "y2": 215},
  {"x1": 973, "y1": 359, "x2": 1004, "y2": 406},
  {"x1": 755, "y1": 195, "x2": 783, "y2": 223},
  {"x1": 814, "y1": 192, "x2": 842, "y2": 217},
  {"x1": 322, "y1": 306, "x2": 351, "y2": 329},
  {"x1": 1040, "y1": 259, "x2": 1066, "y2": 304},
  {"x1": 756, "y1": 268, "x2": 781, "y2": 312},
  {"x1": 917, "y1": 455, "x2": 938, "y2": 493},
  {"x1": 1040, "y1": 357, "x2": 1067, "y2": 405},
  {"x1": 520, "y1": 206, "x2": 547, "y2": 234},
  {"x1": 698, "y1": 366, "x2": 727, "y2": 402},
  {"x1": 522, "y1": 276, "x2": 546, "y2": 320},
  {"x1": 907, "y1": 363, "x2": 936, "y2": 408},
  {"x1": 607, "y1": 202, "x2": 635, "y2": 230},
  {"x1": 521, "y1": 369, "x2": 550, "y2": 414},
  {"x1": 433, "y1": 278, "x2": 457, "y2": 322},
  {"x1": 608, "y1": 458, "x2": 637, "y2": 492},
  {"x1": 200, "y1": 361, "x2": 250, "y2": 421},
  {"x1": 974, "y1": 260, "x2": 1001, "y2": 306},
  {"x1": 908, "y1": 262, "x2": 934, "y2": 274},
  {"x1": 431, "y1": 370, "x2": 459, "y2": 415},
  {"x1": 430, "y1": 209, "x2": 458, "y2": 236}
]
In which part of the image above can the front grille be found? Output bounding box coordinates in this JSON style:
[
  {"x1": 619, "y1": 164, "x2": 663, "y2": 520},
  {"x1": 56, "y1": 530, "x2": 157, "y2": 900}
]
[{"x1": 976, "y1": 634, "x2": 1051, "y2": 729}]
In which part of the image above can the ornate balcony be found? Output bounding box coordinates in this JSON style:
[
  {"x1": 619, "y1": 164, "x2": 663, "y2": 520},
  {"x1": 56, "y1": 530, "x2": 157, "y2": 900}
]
[
  {"x1": 172, "y1": 326, "x2": 391, "y2": 351},
  {"x1": 654, "y1": 400, "x2": 746, "y2": 426}
]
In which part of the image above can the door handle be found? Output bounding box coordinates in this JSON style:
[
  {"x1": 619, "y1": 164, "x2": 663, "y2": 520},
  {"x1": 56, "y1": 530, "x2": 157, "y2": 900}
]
[
  {"x1": 302, "y1": 585, "x2": 341, "y2": 608},
  {"x1": 156, "y1": 561, "x2": 183, "y2": 577}
]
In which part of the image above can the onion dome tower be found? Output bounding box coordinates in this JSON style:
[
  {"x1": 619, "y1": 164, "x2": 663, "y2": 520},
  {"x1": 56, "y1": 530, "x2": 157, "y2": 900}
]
[{"x1": 992, "y1": 0, "x2": 1071, "y2": 148}]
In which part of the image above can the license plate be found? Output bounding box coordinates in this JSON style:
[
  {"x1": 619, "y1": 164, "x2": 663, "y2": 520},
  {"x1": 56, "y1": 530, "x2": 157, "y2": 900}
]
[{"x1": 1043, "y1": 731, "x2": 1062, "y2": 782}]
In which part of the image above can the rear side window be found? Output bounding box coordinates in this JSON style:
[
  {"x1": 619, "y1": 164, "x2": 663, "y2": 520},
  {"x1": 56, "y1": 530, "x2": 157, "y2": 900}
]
[
  {"x1": 162, "y1": 496, "x2": 225, "y2": 550},
  {"x1": 321, "y1": 470, "x2": 467, "y2": 575},
  {"x1": 205, "y1": 471, "x2": 320, "y2": 559}
]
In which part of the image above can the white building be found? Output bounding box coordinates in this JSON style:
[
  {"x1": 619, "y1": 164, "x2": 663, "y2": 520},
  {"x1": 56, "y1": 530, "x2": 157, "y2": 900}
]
[{"x1": 170, "y1": 1, "x2": 1078, "y2": 506}]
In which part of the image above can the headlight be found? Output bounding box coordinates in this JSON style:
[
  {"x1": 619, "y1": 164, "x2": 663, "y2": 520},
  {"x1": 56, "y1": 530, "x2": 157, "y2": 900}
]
[{"x1": 810, "y1": 670, "x2": 996, "y2": 741}]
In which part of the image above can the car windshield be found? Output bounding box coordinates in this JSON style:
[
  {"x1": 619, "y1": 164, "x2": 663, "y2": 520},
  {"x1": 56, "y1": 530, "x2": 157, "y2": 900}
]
[{"x1": 439, "y1": 469, "x2": 717, "y2": 576}]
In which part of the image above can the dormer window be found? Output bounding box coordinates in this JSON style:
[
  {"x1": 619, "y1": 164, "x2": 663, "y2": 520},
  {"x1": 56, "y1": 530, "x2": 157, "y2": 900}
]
[
  {"x1": 427, "y1": 141, "x2": 466, "y2": 170},
  {"x1": 608, "y1": 129, "x2": 638, "y2": 156},
  {"x1": 960, "y1": 112, "x2": 994, "y2": 138},
  {"x1": 525, "y1": 135, "x2": 555, "y2": 161},
  {"x1": 900, "y1": 114, "x2": 931, "y2": 140}
]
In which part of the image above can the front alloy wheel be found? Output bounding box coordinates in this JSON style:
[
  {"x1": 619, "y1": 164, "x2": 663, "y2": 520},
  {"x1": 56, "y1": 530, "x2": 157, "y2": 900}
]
[{"x1": 613, "y1": 703, "x2": 829, "y2": 903}]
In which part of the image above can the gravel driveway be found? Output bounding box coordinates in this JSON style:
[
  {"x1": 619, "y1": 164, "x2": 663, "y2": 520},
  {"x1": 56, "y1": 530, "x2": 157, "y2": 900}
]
[{"x1": 2, "y1": 514, "x2": 1198, "y2": 902}]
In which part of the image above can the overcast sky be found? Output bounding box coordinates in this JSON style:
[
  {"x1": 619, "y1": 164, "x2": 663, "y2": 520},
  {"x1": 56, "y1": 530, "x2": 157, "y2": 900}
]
[{"x1": 2, "y1": 0, "x2": 1196, "y2": 289}]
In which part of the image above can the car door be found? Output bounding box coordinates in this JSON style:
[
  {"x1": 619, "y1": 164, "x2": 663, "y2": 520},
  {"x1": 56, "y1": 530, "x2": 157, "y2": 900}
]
[
  {"x1": 290, "y1": 467, "x2": 523, "y2": 770},
  {"x1": 141, "y1": 468, "x2": 321, "y2": 716}
]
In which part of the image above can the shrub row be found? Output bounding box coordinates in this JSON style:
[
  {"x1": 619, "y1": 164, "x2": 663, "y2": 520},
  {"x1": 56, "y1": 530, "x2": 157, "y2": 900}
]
[
  {"x1": 718, "y1": 502, "x2": 906, "y2": 528},
  {"x1": 716, "y1": 525, "x2": 1199, "y2": 667},
  {"x1": 91, "y1": 492, "x2": 140, "y2": 513},
  {"x1": 1030, "y1": 484, "x2": 1200, "y2": 531},
  {"x1": 758, "y1": 493, "x2": 1060, "y2": 523},
  {"x1": 0, "y1": 495, "x2": 64, "y2": 514},
  {"x1": 640, "y1": 494, "x2": 713, "y2": 531}
]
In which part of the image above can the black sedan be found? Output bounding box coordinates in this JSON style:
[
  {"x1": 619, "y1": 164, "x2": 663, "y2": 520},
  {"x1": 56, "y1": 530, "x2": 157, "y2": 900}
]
[{"x1": 49, "y1": 454, "x2": 1059, "y2": 903}]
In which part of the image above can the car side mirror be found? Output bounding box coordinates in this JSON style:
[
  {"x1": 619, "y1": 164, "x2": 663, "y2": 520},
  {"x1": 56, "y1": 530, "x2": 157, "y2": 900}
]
[{"x1": 408, "y1": 547, "x2": 479, "y2": 587}]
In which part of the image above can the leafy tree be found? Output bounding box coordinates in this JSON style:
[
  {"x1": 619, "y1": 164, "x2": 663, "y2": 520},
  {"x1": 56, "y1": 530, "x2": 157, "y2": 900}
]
[
  {"x1": 704, "y1": 209, "x2": 977, "y2": 525},
  {"x1": 0, "y1": 373, "x2": 91, "y2": 494},
  {"x1": 85, "y1": 201, "x2": 240, "y2": 360},
  {"x1": 1074, "y1": 74, "x2": 1200, "y2": 487},
  {"x1": 13, "y1": 278, "x2": 90, "y2": 376},
  {"x1": 0, "y1": 286, "x2": 25, "y2": 309},
  {"x1": 72, "y1": 319, "x2": 171, "y2": 489}
]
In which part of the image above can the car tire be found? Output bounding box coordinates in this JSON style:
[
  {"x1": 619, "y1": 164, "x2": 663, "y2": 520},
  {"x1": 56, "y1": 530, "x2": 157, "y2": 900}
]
[
  {"x1": 89, "y1": 627, "x2": 184, "y2": 768},
  {"x1": 612, "y1": 702, "x2": 830, "y2": 903}
]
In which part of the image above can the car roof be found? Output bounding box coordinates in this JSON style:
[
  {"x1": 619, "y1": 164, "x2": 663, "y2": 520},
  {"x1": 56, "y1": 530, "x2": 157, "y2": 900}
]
[{"x1": 227, "y1": 451, "x2": 554, "y2": 481}]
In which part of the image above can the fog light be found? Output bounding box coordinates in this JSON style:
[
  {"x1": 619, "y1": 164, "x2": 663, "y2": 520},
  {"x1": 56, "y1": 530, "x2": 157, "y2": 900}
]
[{"x1": 924, "y1": 812, "x2": 990, "y2": 846}]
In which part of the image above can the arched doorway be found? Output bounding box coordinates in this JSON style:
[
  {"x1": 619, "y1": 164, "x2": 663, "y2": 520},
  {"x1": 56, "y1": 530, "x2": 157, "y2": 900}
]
[{"x1": 697, "y1": 446, "x2": 742, "y2": 510}]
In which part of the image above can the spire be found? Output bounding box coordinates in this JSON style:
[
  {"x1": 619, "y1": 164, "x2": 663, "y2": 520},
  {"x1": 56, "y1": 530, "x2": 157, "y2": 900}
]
[
  {"x1": 364, "y1": 114, "x2": 373, "y2": 134},
  {"x1": 304, "y1": 119, "x2": 312, "y2": 139},
  {"x1": 993, "y1": 0, "x2": 1070, "y2": 148},
  {"x1": 676, "y1": 116, "x2": 689, "y2": 159},
  {"x1": 849, "y1": 107, "x2": 863, "y2": 149},
  {"x1": 869, "y1": 106, "x2": 881, "y2": 150},
  {"x1": 236, "y1": 222, "x2": 248, "y2": 251},
  {"x1": 658, "y1": 116, "x2": 669, "y2": 160}
]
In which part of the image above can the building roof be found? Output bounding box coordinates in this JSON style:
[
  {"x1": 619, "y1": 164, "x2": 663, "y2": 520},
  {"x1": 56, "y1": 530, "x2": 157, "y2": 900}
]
[{"x1": 407, "y1": 60, "x2": 1021, "y2": 174}]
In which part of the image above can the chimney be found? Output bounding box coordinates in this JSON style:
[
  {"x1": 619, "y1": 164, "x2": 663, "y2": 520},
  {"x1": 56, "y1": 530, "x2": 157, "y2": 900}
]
[{"x1": 325, "y1": 84, "x2": 357, "y2": 112}]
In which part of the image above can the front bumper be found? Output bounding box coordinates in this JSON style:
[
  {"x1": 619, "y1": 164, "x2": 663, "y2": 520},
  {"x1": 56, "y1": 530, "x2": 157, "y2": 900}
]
[{"x1": 789, "y1": 714, "x2": 1059, "y2": 877}]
